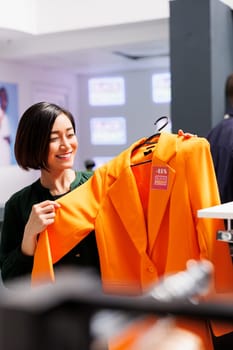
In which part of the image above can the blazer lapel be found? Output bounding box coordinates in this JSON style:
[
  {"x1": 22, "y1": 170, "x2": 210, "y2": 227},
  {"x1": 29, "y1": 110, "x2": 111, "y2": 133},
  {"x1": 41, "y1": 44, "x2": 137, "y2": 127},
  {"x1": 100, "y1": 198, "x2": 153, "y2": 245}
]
[
  {"x1": 147, "y1": 133, "x2": 177, "y2": 255},
  {"x1": 108, "y1": 133, "x2": 178, "y2": 255},
  {"x1": 109, "y1": 168, "x2": 148, "y2": 252}
]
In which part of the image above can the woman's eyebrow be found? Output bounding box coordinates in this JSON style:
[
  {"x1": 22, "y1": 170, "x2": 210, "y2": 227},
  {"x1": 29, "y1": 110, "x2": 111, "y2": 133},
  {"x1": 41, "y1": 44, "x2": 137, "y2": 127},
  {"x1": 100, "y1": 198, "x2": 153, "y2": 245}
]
[{"x1": 50, "y1": 127, "x2": 73, "y2": 134}]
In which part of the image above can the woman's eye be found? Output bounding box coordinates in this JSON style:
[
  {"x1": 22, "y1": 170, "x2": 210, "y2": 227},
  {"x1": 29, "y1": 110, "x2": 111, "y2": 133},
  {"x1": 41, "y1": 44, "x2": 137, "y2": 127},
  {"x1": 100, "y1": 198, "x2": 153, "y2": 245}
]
[{"x1": 50, "y1": 137, "x2": 59, "y2": 142}]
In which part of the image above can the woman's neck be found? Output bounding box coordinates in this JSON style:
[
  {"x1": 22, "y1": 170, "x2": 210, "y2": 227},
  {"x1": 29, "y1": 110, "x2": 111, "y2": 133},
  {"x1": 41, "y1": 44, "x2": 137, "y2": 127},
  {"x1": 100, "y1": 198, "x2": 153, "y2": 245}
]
[{"x1": 40, "y1": 168, "x2": 76, "y2": 196}]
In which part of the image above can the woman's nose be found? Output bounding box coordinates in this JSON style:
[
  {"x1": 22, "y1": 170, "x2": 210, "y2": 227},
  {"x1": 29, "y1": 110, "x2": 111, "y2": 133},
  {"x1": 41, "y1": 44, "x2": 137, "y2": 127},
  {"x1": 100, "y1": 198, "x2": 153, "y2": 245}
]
[{"x1": 60, "y1": 137, "x2": 70, "y2": 148}]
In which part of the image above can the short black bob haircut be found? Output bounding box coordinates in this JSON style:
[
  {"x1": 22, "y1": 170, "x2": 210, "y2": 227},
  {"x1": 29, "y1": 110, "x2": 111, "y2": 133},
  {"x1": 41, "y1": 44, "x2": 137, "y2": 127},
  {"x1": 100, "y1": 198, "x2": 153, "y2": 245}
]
[{"x1": 14, "y1": 101, "x2": 76, "y2": 171}]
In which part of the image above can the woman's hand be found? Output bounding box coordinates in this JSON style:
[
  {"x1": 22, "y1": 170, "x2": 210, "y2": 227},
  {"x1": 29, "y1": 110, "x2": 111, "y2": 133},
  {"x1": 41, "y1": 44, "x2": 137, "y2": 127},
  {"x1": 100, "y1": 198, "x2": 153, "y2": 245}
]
[
  {"x1": 178, "y1": 129, "x2": 197, "y2": 139},
  {"x1": 21, "y1": 200, "x2": 61, "y2": 256}
]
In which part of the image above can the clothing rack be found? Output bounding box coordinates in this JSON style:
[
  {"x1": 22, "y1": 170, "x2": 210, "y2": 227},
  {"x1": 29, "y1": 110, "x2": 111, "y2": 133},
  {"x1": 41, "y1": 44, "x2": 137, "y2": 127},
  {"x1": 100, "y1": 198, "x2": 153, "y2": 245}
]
[{"x1": 1, "y1": 269, "x2": 232, "y2": 350}]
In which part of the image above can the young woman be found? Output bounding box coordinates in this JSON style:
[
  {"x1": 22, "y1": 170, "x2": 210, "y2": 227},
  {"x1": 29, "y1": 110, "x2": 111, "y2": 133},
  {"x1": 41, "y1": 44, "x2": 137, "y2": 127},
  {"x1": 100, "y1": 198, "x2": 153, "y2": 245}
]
[{"x1": 0, "y1": 102, "x2": 100, "y2": 286}]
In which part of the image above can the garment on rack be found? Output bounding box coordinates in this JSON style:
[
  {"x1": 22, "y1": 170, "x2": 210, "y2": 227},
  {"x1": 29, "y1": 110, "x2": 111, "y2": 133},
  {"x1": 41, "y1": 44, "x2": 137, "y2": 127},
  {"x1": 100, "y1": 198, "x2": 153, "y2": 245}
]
[
  {"x1": 94, "y1": 260, "x2": 212, "y2": 350},
  {"x1": 109, "y1": 317, "x2": 206, "y2": 350},
  {"x1": 32, "y1": 132, "x2": 233, "y2": 350},
  {"x1": 207, "y1": 112, "x2": 233, "y2": 204}
]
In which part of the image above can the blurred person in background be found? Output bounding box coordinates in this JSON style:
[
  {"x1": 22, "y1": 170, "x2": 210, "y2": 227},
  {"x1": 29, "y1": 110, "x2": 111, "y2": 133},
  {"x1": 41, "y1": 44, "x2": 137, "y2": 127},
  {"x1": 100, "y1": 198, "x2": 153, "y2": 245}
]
[
  {"x1": 84, "y1": 158, "x2": 96, "y2": 171},
  {"x1": 207, "y1": 73, "x2": 233, "y2": 204},
  {"x1": 0, "y1": 87, "x2": 11, "y2": 166},
  {"x1": 206, "y1": 73, "x2": 233, "y2": 350}
]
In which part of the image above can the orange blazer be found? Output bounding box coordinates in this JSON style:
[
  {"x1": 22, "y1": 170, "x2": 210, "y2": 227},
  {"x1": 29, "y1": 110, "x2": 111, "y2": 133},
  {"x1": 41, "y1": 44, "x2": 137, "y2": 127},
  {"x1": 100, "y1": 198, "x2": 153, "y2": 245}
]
[{"x1": 33, "y1": 132, "x2": 233, "y2": 349}]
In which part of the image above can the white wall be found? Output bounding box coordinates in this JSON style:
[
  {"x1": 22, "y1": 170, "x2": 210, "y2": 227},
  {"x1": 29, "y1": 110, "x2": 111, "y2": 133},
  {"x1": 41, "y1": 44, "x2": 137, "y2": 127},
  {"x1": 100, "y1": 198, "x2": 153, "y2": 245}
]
[
  {"x1": 0, "y1": 60, "x2": 79, "y2": 205},
  {"x1": 36, "y1": 0, "x2": 169, "y2": 33},
  {"x1": 0, "y1": 0, "x2": 37, "y2": 33},
  {"x1": 0, "y1": 0, "x2": 169, "y2": 34},
  {"x1": 0, "y1": 61, "x2": 78, "y2": 115},
  {"x1": 221, "y1": 0, "x2": 233, "y2": 8},
  {"x1": 0, "y1": 166, "x2": 39, "y2": 207},
  {"x1": 1, "y1": 0, "x2": 232, "y2": 36},
  {"x1": 78, "y1": 69, "x2": 170, "y2": 168}
]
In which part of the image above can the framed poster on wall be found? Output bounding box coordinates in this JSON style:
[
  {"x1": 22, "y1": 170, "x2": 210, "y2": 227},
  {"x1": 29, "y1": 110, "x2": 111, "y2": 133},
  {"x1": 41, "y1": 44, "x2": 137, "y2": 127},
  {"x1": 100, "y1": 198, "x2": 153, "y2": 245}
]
[
  {"x1": 32, "y1": 83, "x2": 69, "y2": 108},
  {"x1": 90, "y1": 117, "x2": 127, "y2": 145},
  {"x1": 88, "y1": 77, "x2": 125, "y2": 106},
  {"x1": 0, "y1": 82, "x2": 19, "y2": 166},
  {"x1": 152, "y1": 72, "x2": 171, "y2": 104}
]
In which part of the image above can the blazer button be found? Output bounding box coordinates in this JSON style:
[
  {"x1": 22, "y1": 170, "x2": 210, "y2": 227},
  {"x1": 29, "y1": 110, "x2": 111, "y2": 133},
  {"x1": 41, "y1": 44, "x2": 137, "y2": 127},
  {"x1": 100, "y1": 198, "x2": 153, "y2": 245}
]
[{"x1": 147, "y1": 266, "x2": 154, "y2": 273}]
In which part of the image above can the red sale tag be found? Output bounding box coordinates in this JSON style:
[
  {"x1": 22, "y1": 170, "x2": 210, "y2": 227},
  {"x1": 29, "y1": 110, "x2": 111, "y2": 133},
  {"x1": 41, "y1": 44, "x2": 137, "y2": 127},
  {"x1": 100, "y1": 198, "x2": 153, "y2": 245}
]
[{"x1": 151, "y1": 166, "x2": 168, "y2": 190}]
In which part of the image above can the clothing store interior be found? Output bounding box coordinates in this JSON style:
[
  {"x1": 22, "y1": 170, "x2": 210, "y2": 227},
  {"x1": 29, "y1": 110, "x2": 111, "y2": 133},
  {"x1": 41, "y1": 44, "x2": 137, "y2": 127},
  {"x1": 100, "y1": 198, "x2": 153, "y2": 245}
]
[{"x1": 0, "y1": 0, "x2": 233, "y2": 349}]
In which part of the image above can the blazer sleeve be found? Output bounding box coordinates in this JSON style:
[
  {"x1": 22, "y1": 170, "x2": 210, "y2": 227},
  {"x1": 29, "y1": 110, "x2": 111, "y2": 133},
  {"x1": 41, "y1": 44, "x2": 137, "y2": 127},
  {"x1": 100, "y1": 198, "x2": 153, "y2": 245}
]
[
  {"x1": 185, "y1": 137, "x2": 233, "y2": 292},
  {"x1": 177, "y1": 137, "x2": 233, "y2": 337},
  {"x1": 32, "y1": 166, "x2": 106, "y2": 283}
]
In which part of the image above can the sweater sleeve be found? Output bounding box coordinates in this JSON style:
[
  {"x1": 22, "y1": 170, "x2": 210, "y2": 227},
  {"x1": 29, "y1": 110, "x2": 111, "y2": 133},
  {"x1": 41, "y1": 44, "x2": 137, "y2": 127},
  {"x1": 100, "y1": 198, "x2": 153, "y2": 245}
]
[
  {"x1": 32, "y1": 166, "x2": 106, "y2": 282},
  {"x1": 0, "y1": 198, "x2": 34, "y2": 285}
]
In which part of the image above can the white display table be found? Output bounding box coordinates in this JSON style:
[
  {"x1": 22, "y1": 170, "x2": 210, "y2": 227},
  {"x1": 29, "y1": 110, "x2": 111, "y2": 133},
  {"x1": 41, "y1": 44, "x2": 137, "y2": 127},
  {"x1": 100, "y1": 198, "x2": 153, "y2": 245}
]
[
  {"x1": 197, "y1": 201, "x2": 233, "y2": 219},
  {"x1": 198, "y1": 202, "x2": 233, "y2": 242}
]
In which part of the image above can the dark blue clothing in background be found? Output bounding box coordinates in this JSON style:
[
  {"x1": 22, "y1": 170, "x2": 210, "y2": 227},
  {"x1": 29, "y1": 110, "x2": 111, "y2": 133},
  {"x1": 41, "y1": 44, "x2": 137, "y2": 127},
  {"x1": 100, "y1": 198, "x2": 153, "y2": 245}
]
[
  {"x1": 207, "y1": 112, "x2": 233, "y2": 204},
  {"x1": 207, "y1": 111, "x2": 233, "y2": 350}
]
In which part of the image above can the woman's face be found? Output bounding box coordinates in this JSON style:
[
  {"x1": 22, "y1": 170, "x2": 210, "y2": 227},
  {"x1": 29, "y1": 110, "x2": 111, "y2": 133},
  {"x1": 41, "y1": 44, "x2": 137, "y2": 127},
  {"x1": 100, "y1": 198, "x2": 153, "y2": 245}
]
[{"x1": 47, "y1": 113, "x2": 78, "y2": 171}]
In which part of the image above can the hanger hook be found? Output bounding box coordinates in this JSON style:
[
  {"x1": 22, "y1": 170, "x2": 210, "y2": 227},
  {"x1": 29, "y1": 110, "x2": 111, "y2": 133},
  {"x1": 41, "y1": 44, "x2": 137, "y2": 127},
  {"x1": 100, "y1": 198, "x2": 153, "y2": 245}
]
[{"x1": 154, "y1": 116, "x2": 169, "y2": 132}]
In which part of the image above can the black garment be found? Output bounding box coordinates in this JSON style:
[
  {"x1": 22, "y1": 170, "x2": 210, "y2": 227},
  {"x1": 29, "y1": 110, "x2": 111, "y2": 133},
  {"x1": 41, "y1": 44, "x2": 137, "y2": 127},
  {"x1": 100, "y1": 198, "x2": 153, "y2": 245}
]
[
  {"x1": 207, "y1": 113, "x2": 233, "y2": 204},
  {"x1": 207, "y1": 114, "x2": 233, "y2": 350},
  {"x1": 211, "y1": 328, "x2": 233, "y2": 350},
  {"x1": 207, "y1": 115, "x2": 233, "y2": 255},
  {"x1": 0, "y1": 171, "x2": 100, "y2": 285}
]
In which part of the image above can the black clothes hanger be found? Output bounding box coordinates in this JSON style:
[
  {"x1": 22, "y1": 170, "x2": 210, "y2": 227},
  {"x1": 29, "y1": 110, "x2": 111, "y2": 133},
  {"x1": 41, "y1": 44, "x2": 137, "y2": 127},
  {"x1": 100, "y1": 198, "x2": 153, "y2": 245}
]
[
  {"x1": 132, "y1": 116, "x2": 169, "y2": 153},
  {"x1": 131, "y1": 116, "x2": 169, "y2": 167},
  {"x1": 145, "y1": 115, "x2": 169, "y2": 144},
  {"x1": 131, "y1": 159, "x2": 152, "y2": 167},
  {"x1": 154, "y1": 115, "x2": 169, "y2": 132}
]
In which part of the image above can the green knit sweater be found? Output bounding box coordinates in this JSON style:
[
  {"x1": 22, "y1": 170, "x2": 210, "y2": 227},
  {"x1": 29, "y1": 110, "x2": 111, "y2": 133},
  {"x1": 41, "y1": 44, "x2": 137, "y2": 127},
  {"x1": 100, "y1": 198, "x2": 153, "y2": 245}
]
[{"x1": 0, "y1": 171, "x2": 100, "y2": 285}]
